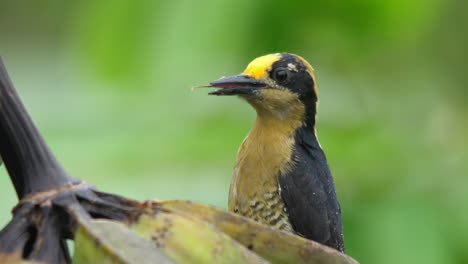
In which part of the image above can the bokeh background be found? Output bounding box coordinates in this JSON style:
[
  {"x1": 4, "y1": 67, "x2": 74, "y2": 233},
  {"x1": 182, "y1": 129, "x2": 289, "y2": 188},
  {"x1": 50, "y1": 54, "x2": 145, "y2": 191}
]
[{"x1": 0, "y1": 1, "x2": 467, "y2": 263}]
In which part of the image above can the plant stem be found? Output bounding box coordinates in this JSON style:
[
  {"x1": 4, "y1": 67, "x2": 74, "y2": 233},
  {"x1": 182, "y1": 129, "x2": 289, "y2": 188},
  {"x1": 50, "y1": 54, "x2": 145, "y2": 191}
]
[{"x1": 0, "y1": 57, "x2": 77, "y2": 199}]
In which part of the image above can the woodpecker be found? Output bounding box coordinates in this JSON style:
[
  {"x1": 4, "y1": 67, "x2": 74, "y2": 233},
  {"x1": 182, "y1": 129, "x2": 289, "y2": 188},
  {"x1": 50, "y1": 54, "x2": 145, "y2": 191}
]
[{"x1": 205, "y1": 53, "x2": 344, "y2": 252}]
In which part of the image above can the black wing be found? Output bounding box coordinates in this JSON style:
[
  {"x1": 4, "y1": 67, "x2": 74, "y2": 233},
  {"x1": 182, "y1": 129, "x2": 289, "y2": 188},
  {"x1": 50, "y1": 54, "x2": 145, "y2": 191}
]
[{"x1": 278, "y1": 128, "x2": 344, "y2": 252}]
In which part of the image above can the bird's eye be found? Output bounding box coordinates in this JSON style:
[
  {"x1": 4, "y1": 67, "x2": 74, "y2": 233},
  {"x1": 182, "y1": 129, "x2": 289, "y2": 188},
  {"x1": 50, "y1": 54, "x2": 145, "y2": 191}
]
[{"x1": 273, "y1": 68, "x2": 289, "y2": 83}]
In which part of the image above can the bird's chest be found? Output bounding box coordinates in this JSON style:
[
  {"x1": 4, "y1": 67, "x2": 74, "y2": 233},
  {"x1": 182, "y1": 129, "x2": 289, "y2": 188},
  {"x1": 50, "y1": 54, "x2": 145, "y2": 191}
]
[{"x1": 228, "y1": 127, "x2": 295, "y2": 232}]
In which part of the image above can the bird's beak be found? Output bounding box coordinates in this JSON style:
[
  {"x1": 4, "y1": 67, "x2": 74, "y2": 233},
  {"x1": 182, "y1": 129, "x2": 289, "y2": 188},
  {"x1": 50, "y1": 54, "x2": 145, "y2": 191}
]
[{"x1": 207, "y1": 74, "x2": 266, "y2": 96}]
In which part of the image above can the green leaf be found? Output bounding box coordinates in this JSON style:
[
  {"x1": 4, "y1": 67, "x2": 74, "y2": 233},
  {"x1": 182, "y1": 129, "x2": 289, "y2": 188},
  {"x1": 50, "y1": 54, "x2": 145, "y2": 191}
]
[
  {"x1": 131, "y1": 209, "x2": 269, "y2": 264},
  {"x1": 159, "y1": 200, "x2": 358, "y2": 264},
  {"x1": 73, "y1": 219, "x2": 174, "y2": 264}
]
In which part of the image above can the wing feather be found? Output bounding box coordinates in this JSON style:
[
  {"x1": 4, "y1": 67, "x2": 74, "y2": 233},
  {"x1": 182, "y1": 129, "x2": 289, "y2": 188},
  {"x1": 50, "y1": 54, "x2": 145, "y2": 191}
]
[{"x1": 279, "y1": 128, "x2": 344, "y2": 252}]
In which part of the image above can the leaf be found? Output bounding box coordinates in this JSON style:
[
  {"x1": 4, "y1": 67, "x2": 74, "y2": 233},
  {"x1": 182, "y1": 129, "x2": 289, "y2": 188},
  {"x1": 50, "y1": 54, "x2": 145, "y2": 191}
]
[
  {"x1": 130, "y1": 209, "x2": 269, "y2": 264},
  {"x1": 158, "y1": 200, "x2": 358, "y2": 264},
  {"x1": 73, "y1": 219, "x2": 174, "y2": 264},
  {"x1": 72, "y1": 199, "x2": 358, "y2": 264}
]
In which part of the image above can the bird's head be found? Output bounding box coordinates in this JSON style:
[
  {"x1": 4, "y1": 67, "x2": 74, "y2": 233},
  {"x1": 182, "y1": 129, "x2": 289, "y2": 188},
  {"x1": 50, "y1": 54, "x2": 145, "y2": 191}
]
[{"x1": 207, "y1": 53, "x2": 318, "y2": 123}]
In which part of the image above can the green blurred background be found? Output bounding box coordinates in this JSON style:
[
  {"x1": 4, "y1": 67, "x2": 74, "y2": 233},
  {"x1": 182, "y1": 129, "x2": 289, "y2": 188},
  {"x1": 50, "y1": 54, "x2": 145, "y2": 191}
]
[{"x1": 0, "y1": 1, "x2": 467, "y2": 263}]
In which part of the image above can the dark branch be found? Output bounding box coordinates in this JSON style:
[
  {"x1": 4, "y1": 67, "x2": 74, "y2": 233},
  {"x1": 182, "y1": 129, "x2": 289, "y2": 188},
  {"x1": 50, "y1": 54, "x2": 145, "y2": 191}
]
[
  {"x1": 0, "y1": 57, "x2": 144, "y2": 264},
  {"x1": 0, "y1": 57, "x2": 77, "y2": 199}
]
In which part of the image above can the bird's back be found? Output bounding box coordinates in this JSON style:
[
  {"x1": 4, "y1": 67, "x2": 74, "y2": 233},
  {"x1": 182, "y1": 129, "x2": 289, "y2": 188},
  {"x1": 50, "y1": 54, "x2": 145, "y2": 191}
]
[{"x1": 278, "y1": 127, "x2": 344, "y2": 251}]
